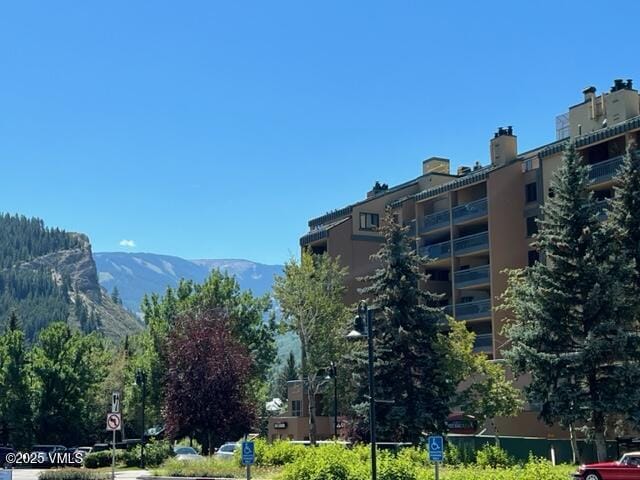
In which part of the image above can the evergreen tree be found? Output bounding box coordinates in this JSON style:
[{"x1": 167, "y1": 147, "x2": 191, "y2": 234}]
[
  {"x1": 275, "y1": 351, "x2": 298, "y2": 401},
  {"x1": 356, "y1": 208, "x2": 455, "y2": 441},
  {"x1": 0, "y1": 313, "x2": 33, "y2": 448},
  {"x1": 111, "y1": 286, "x2": 121, "y2": 305},
  {"x1": 502, "y1": 143, "x2": 640, "y2": 461}
]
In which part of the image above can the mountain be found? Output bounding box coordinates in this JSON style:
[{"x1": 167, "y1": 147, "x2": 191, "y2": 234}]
[
  {"x1": 0, "y1": 213, "x2": 143, "y2": 341},
  {"x1": 94, "y1": 252, "x2": 283, "y2": 313}
]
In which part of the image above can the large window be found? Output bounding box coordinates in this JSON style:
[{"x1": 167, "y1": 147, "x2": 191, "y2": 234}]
[
  {"x1": 525, "y1": 182, "x2": 537, "y2": 203},
  {"x1": 359, "y1": 212, "x2": 379, "y2": 231},
  {"x1": 526, "y1": 216, "x2": 538, "y2": 237},
  {"x1": 291, "y1": 400, "x2": 302, "y2": 417}
]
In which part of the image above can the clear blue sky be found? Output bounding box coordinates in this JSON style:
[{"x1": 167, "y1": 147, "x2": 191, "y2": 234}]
[{"x1": 1, "y1": 1, "x2": 638, "y2": 265}]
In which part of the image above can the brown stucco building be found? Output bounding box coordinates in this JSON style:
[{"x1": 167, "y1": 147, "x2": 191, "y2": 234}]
[{"x1": 298, "y1": 79, "x2": 640, "y2": 439}]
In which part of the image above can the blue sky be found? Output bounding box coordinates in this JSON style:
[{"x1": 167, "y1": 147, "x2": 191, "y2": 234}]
[{"x1": 1, "y1": 1, "x2": 638, "y2": 264}]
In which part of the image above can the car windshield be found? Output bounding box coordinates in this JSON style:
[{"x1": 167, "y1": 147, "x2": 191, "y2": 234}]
[
  {"x1": 220, "y1": 444, "x2": 236, "y2": 452},
  {"x1": 622, "y1": 455, "x2": 640, "y2": 466},
  {"x1": 175, "y1": 447, "x2": 197, "y2": 455}
]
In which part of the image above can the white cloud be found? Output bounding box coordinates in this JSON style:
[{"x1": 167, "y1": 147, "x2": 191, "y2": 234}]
[{"x1": 119, "y1": 239, "x2": 136, "y2": 248}]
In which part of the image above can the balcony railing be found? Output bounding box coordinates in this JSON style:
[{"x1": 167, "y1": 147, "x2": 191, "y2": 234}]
[
  {"x1": 473, "y1": 333, "x2": 493, "y2": 353},
  {"x1": 403, "y1": 219, "x2": 417, "y2": 237},
  {"x1": 455, "y1": 299, "x2": 492, "y2": 320},
  {"x1": 588, "y1": 156, "x2": 623, "y2": 182},
  {"x1": 452, "y1": 197, "x2": 488, "y2": 224},
  {"x1": 421, "y1": 210, "x2": 450, "y2": 233},
  {"x1": 419, "y1": 240, "x2": 451, "y2": 260},
  {"x1": 455, "y1": 265, "x2": 490, "y2": 288},
  {"x1": 453, "y1": 231, "x2": 489, "y2": 255}
]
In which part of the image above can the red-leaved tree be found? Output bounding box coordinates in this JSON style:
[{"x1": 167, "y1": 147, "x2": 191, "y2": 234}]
[{"x1": 163, "y1": 308, "x2": 255, "y2": 454}]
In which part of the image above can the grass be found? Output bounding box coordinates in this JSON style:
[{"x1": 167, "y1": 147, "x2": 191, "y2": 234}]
[{"x1": 154, "y1": 458, "x2": 280, "y2": 479}]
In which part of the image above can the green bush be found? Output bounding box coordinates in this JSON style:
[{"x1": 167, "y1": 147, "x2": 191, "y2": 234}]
[
  {"x1": 475, "y1": 444, "x2": 514, "y2": 469},
  {"x1": 39, "y1": 469, "x2": 110, "y2": 480},
  {"x1": 84, "y1": 451, "x2": 119, "y2": 469},
  {"x1": 280, "y1": 443, "x2": 368, "y2": 480},
  {"x1": 234, "y1": 438, "x2": 307, "y2": 467},
  {"x1": 123, "y1": 440, "x2": 173, "y2": 467}
]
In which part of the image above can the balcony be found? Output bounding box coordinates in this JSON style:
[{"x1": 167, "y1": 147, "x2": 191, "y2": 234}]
[
  {"x1": 419, "y1": 240, "x2": 451, "y2": 260},
  {"x1": 403, "y1": 219, "x2": 417, "y2": 237},
  {"x1": 453, "y1": 231, "x2": 489, "y2": 256},
  {"x1": 452, "y1": 197, "x2": 488, "y2": 224},
  {"x1": 455, "y1": 265, "x2": 490, "y2": 289},
  {"x1": 588, "y1": 156, "x2": 623, "y2": 183},
  {"x1": 454, "y1": 299, "x2": 491, "y2": 321},
  {"x1": 473, "y1": 333, "x2": 493, "y2": 353},
  {"x1": 421, "y1": 210, "x2": 450, "y2": 233}
]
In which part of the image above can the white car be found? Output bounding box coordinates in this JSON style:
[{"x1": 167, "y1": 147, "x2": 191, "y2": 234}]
[
  {"x1": 214, "y1": 443, "x2": 237, "y2": 461},
  {"x1": 173, "y1": 446, "x2": 202, "y2": 461}
]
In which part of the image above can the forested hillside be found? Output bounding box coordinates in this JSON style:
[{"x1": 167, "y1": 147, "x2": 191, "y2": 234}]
[{"x1": 0, "y1": 213, "x2": 142, "y2": 341}]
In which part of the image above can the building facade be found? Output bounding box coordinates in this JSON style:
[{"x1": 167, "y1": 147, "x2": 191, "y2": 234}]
[{"x1": 299, "y1": 79, "x2": 640, "y2": 437}]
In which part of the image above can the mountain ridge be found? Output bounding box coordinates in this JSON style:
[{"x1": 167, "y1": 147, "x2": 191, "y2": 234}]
[{"x1": 94, "y1": 252, "x2": 283, "y2": 313}]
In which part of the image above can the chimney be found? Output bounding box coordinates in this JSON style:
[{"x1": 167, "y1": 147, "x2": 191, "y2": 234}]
[
  {"x1": 583, "y1": 86, "x2": 596, "y2": 102},
  {"x1": 490, "y1": 126, "x2": 517, "y2": 166},
  {"x1": 422, "y1": 157, "x2": 450, "y2": 175}
]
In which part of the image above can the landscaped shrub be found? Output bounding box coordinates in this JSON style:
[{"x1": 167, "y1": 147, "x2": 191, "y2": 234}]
[
  {"x1": 378, "y1": 450, "x2": 428, "y2": 480},
  {"x1": 280, "y1": 443, "x2": 368, "y2": 480},
  {"x1": 122, "y1": 439, "x2": 173, "y2": 467},
  {"x1": 157, "y1": 457, "x2": 241, "y2": 478},
  {"x1": 237, "y1": 438, "x2": 307, "y2": 467},
  {"x1": 84, "y1": 451, "x2": 120, "y2": 469},
  {"x1": 475, "y1": 444, "x2": 514, "y2": 469},
  {"x1": 39, "y1": 469, "x2": 110, "y2": 480}
]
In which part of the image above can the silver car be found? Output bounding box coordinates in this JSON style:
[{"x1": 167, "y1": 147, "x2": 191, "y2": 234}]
[
  {"x1": 213, "y1": 443, "x2": 237, "y2": 461},
  {"x1": 173, "y1": 446, "x2": 202, "y2": 461}
]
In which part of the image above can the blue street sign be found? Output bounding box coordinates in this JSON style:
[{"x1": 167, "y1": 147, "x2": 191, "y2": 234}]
[
  {"x1": 241, "y1": 441, "x2": 255, "y2": 465},
  {"x1": 428, "y1": 435, "x2": 444, "y2": 462}
]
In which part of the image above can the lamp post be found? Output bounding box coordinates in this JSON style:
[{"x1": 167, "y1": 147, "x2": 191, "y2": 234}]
[
  {"x1": 347, "y1": 301, "x2": 377, "y2": 480},
  {"x1": 134, "y1": 370, "x2": 147, "y2": 468},
  {"x1": 325, "y1": 362, "x2": 338, "y2": 438}
]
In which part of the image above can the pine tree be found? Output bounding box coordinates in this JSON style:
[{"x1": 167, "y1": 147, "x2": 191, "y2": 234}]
[
  {"x1": 111, "y1": 286, "x2": 121, "y2": 305},
  {"x1": 356, "y1": 208, "x2": 455, "y2": 441},
  {"x1": 502, "y1": 143, "x2": 640, "y2": 461},
  {"x1": 0, "y1": 314, "x2": 33, "y2": 448},
  {"x1": 276, "y1": 351, "x2": 299, "y2": 401}
]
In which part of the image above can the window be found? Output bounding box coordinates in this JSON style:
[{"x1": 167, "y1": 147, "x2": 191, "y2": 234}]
[
  {"x1": 359, "y1": 212, "x2": 379, "y2": 231},
  {"x1": 526, "y1": 216, "x2": 538, "y2": 237},
  {"x1": 528, "y1": 250, "x2": 539, "y2": 266},
  {"x1": 291, "y1": 400, "x2": 302, "y2": 417},
  {"x1": 429, "y1": 270, "x2": 449, "y2": 281},
  {"x1": 525, "y1": 182, "x2": 537, "y2": 203}
]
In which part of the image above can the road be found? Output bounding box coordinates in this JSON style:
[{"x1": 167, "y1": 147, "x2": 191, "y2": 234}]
[{"x1": 11, "y1": 470, "x2": 150, "y2": 480}]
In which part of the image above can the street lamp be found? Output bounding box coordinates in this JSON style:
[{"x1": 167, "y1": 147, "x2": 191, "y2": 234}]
[
  {"x1": 134, "y1": 370, "x2": 147, "y2": 468},
  {"x1": 324, "y1": 362, "x2": 338, "y2": 438},
  {"x1": 347, "y1": 301, "x2": 377, "y2": 480}
]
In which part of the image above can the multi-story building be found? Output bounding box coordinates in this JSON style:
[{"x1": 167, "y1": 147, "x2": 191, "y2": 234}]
[{"x1": 299, "y1": 79, "x2": 640, "y2": 437}]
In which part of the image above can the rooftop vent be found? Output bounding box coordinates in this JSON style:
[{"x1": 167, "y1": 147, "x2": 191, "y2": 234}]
[
  {"x1": 611, "y1": 79, "x2": 634, "y2": 92},
  {"x1": 457, "y1": 166, "x2": 471, "y2": 176},
  {"x1": 494, "y1": 126, "x2": 513, "y2": 138}
]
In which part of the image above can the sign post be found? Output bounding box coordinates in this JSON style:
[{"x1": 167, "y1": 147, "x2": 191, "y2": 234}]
[
  {"x1": 106, "y1": 412, "x2": 122, "y2": 480},
  {"x1": 428, "y1": 435, "x2": 444, "y2": 480},
  {"x1": 241, "y1": 439, "x2": 255, "y2": 480}
]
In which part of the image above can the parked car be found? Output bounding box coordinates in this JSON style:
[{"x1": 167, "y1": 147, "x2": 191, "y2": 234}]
[
  {"x1": 213, "y1": 443, "x2": 238, "y2": 461},
  {"x1": 173, "y1": 446, "x2": 202, "y2": 461},
  {"x1": 573, "y1": 451, "x2": 640, "y2": 479},
  {"x1": 0, "y1": 446, "x2": 15, "y2": 468},
  {"x1": 31, "y1": 445, "x2": 66, "y2": 466}
]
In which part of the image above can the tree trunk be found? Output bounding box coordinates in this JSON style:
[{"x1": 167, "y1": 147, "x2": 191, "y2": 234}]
[
  {"x1": 300, "y1": 337, "x2": 317, "y2": 445},
  {"x1": 592, "y1": 412, "x2": 607, "y2": 462},
  {"x1": 569, "y1": 423, "x2": 579, "y2": 464},
  {"x1": 492, "y1": 419, "x2": 500, "y2": 447},
  {"x1": 308, "y1": 383, "x2": 318, "y2": 445}
]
